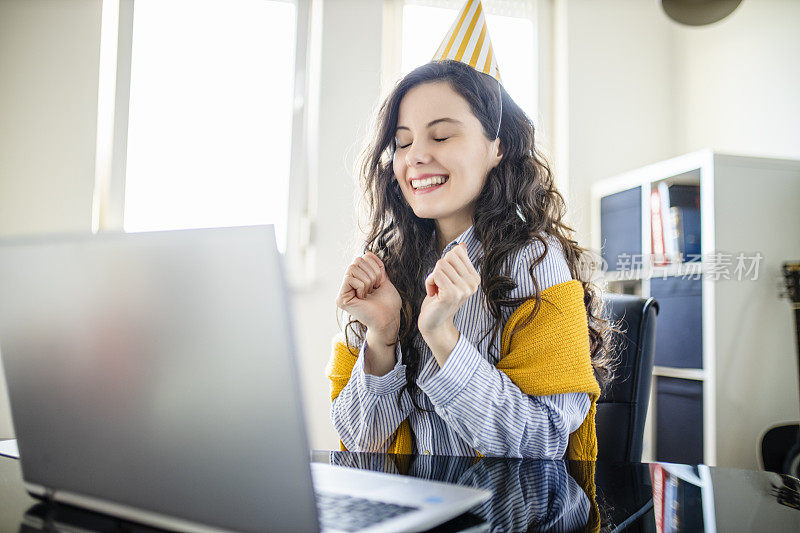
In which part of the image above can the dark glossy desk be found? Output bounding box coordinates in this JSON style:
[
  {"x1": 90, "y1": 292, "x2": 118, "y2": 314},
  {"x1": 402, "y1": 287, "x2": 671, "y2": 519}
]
[{"x1": 0, "y1": 451, "x2": 797, "y2": 532}]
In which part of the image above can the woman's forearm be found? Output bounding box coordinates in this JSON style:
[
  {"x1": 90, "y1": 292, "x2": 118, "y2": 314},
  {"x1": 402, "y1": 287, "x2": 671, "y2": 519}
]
[
  {"x1": 363, "y1": 329, "x2": 399, "y2": 377},
  {"x1": 330, "y1": 339, "x2": 413, "y2": 452}
]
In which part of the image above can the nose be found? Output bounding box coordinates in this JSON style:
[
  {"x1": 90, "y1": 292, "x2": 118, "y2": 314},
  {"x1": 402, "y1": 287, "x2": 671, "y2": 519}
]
[{"x1": 405, "y1": 139, "x2": 433, "y2": 167}]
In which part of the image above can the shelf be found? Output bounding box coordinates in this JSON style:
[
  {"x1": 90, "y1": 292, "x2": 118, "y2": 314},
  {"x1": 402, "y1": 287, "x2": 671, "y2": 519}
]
[
  {"x1": 653, "y1": 366, "x2": 706, "y2": 381},
  {"x1": 594, "y1": 150, "x2": 800, "y2": 469},
  {"x1": 659, "y1": 463, "x2": 704, "y2": 486},
  {"x1": 651, "y1": 169, "x2": 702, "y2": 188}
]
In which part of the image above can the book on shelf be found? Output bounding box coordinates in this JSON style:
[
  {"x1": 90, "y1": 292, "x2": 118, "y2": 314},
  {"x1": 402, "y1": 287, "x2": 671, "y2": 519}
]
[
  {"x1": 650, "y1": 188, "x2": 668, "y2": 266},
  {"x1": 670, "y1": 205, "x2": 701, "y2": 260},
  {"x1": 650, "y1": 463, "x2": 686, "y2": 533},
  {"x1": 664, "y1": 472, "x2": 680, "y2": 532},
  {"x1": 650, "y1": 464, "x2": 665, "y2": 532},
  {"x1": 659, "y1": 182, "x2": 679, "y2": 261},
  {"x1": 651, "y1": 184, "x2": 701, "y2": 265}
]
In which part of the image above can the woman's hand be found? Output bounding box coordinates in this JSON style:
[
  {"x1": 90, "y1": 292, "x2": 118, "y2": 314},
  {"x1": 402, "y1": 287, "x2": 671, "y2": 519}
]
[
  {"x1": 418, "y1": 243, "x2": 481, "y2": 363},
  {"x1": 336, "y1": 252, "x2": 402, "y2": 374}
]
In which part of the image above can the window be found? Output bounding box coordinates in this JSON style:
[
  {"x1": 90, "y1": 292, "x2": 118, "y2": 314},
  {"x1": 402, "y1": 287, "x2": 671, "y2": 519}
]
[
  {"x1": 122, "y1": 0, "x2": 297, "y2": 252},
  {"x1": 399, "y1": 0, "x2": 536, "y2": 120}
]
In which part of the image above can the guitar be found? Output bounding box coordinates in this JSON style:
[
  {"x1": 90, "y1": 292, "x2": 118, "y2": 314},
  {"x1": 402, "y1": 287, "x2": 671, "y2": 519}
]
[{"x1": 760, "y1": 261, "x2": 800, "y2": 477}]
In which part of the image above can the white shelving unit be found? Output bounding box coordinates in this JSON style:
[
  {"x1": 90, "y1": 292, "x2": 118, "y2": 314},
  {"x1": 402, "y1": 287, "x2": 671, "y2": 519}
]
[{"x1": 591, "y1": 150, "x2": 800, "y2": 469}]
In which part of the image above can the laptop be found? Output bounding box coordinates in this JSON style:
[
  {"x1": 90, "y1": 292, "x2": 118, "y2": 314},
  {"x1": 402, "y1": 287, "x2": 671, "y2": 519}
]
[{"x1": 0, "y1": 226, "x2": 491, "y2": 532}]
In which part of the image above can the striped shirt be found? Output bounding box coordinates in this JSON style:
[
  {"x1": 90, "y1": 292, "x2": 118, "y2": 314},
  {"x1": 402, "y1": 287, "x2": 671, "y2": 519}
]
[
  {"x1": 331, "y1": 226, "x2": 590, "y2": 458},
  {"x1": 328, "y1": 452, "x2": 589, "y2": 532}
]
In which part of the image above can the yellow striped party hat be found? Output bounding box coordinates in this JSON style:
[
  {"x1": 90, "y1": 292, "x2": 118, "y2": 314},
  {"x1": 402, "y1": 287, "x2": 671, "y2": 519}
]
[{"x1": 432, "y1": 0, "x2": 502, "y2": 84}]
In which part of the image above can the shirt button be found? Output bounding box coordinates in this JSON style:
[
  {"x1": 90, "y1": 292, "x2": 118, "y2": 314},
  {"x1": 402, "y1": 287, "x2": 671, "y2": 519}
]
[{"x1": 424, "y1": 450, "x2": 431, "y2": 455}]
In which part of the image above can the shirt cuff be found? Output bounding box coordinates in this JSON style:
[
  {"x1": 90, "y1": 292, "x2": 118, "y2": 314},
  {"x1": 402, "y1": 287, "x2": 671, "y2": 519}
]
[
  {"x1": 353, "y1": 339, "x2": 406, "y2": 396},
  {"x1": 417, "y1": 332, "x2": 482, "y2": 406}
]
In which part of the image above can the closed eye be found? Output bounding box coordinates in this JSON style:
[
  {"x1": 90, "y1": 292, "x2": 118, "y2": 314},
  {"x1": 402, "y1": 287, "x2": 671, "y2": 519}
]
[{"x1": 395, "y1": 137, "x2": 449, "y2": 150}]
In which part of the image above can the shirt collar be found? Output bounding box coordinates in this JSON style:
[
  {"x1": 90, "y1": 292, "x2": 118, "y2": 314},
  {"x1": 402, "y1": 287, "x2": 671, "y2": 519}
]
[{"x1": 438, "y1": 225, "x2": 482, "y2": 264}]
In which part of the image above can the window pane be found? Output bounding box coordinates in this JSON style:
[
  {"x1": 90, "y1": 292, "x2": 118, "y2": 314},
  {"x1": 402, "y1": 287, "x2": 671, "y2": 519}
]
[
  {"x1": 124, "y1": 0, "x2": 296, "y2": 252},
  {"x1": 401, "y1": 4, "x2": 535, "y2": 120}
]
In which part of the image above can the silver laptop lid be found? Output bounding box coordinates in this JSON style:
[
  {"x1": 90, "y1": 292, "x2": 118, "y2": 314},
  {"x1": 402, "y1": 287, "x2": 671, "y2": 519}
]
[{"x1": 0, "y1": 226, "x2": 319, "y2": 532}]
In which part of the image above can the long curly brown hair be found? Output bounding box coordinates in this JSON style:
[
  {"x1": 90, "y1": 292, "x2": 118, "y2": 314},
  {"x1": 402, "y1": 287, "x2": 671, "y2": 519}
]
[{"x1": 342, "y1": 60, "x2": 617, "y2": 406}]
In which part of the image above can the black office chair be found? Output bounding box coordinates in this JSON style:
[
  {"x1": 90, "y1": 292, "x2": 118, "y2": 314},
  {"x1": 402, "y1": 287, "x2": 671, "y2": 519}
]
[{"x1": 596, "y1": 294, "x2": 659, "y2": 463}]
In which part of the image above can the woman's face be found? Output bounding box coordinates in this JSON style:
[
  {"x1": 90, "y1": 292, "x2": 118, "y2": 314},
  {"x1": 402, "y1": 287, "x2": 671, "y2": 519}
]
[{"x1": 392, "y1": 81, "x2": 502, "y2": 226}]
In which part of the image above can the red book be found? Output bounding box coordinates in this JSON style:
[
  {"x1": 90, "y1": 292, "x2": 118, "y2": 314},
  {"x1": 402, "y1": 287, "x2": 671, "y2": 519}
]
[
  {"x1": 650, "y1": 463, "x2": 666, "y2": 532},
  {"x1": 651, "y1": 189, "x2": 667, "y2": 266}
]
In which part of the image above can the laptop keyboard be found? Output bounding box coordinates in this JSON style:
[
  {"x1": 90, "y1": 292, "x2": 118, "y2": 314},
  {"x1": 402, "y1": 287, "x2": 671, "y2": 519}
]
[{"x1": 316, "y1": 491, "x2": 419, "y2": 532}]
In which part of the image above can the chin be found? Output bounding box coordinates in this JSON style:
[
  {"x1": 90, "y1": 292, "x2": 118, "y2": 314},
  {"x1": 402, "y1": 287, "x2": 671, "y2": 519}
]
[{"x1": 410, "y1": 205, "x2": 445, "y2": 220}]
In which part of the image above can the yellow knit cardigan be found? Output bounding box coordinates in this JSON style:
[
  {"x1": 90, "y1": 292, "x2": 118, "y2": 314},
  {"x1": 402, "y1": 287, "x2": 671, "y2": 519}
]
[{"x1": 327, "y1": 279, "x2": 601, "y2": 461}]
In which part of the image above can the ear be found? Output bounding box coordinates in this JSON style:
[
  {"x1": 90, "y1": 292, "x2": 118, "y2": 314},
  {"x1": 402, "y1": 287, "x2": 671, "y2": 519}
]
[{"x1": 489, "y1": 138, "x2": 504, "y2": 170}]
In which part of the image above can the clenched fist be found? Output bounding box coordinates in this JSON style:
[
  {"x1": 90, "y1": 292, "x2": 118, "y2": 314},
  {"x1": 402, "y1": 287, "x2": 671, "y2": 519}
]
[
  {"x1": 418, "y1": 243, "x2": 480, "y2": 339},
  {"x1": 336, "y1": 252, "x2": 402, "y2": 346}
]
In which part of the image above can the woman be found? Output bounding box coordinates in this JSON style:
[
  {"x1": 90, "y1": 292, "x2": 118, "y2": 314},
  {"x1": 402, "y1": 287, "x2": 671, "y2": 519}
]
[{"x1": 327, "y1": 59, "x2": 615, "y2": 459}]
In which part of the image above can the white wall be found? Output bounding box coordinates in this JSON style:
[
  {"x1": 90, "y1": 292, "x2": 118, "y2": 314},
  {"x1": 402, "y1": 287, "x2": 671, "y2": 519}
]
[
  {"x1": 0, "y1": 0, "x2": 100, "y2": 237},
  {"x1": 557, "y1": 0, "x2": 676, "y2": 248},
  {"x1": 292, "y1": 0, "x2": 384, "y2": 451},
  {"x1": 0, "y1": 0, "x2": 102, "y2": 438},
  {"x1": 566, "y1": 0, "x2": 800, "y2": 247},
  {"x1": 672, "y1": 0, "x2": 800, "y2": 160}
]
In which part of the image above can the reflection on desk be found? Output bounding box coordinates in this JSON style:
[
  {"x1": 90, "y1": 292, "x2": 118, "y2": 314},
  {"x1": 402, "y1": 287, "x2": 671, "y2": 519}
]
[
  {"x1": 312, "y1": 452, "x2": 800, "y2": 533},
  {"x1": 327, "y1": 452, "x2": 591, "y2": 532},
  {"x1": 0, "y1": 453, "x2": 799, "y2": 532}
]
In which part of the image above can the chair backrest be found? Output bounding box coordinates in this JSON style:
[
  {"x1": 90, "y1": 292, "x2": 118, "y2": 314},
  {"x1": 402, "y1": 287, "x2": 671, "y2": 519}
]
[{"x1": 596, "y1": 294, "x2": 659, "y2": 463}]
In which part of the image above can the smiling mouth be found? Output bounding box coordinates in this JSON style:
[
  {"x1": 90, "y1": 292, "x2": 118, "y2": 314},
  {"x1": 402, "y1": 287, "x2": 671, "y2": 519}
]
[{"x1": 411, "y1": 175, "x2": 449, "y2": 191}]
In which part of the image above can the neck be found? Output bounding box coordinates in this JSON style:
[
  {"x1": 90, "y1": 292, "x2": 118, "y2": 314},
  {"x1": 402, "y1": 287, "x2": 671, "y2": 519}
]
[{"x1": 435, "y1": 216, "x2": 473, "y2": 256}]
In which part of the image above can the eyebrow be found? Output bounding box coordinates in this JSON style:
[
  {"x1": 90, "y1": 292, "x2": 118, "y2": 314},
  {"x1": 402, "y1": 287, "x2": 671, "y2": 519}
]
[{"x1": 395, "y1": 117, "x2": 463, "y2": 132}]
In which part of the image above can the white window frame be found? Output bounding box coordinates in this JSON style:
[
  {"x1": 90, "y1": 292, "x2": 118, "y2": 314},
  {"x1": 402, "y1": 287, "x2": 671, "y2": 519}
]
[{"x1": 91, "y1": 0, "x2": 320, "y2": 289}]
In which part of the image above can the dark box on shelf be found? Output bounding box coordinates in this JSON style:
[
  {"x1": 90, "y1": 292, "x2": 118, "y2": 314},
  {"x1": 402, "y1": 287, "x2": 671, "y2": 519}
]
[
  {"x1": 601, "y1": 187, "x2": 642, "y2": 272},
  {"x1": 650, "y1": 277, "x2": 702, "y2": 369},
  {"x1": 656, "y1": 376, "x2": 704, "y2": 465}
]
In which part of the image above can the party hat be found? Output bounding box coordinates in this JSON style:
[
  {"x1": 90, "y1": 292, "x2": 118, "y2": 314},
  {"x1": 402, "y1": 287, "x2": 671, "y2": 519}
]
[{"x1": 432, "y1": 0, "x2": 502, "y2": 84}]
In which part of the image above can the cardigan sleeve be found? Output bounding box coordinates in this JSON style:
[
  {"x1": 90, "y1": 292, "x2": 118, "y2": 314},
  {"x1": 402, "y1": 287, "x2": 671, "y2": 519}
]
[{"x1": 330, "y1": 332, "x2": 414, "y2": 452}]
